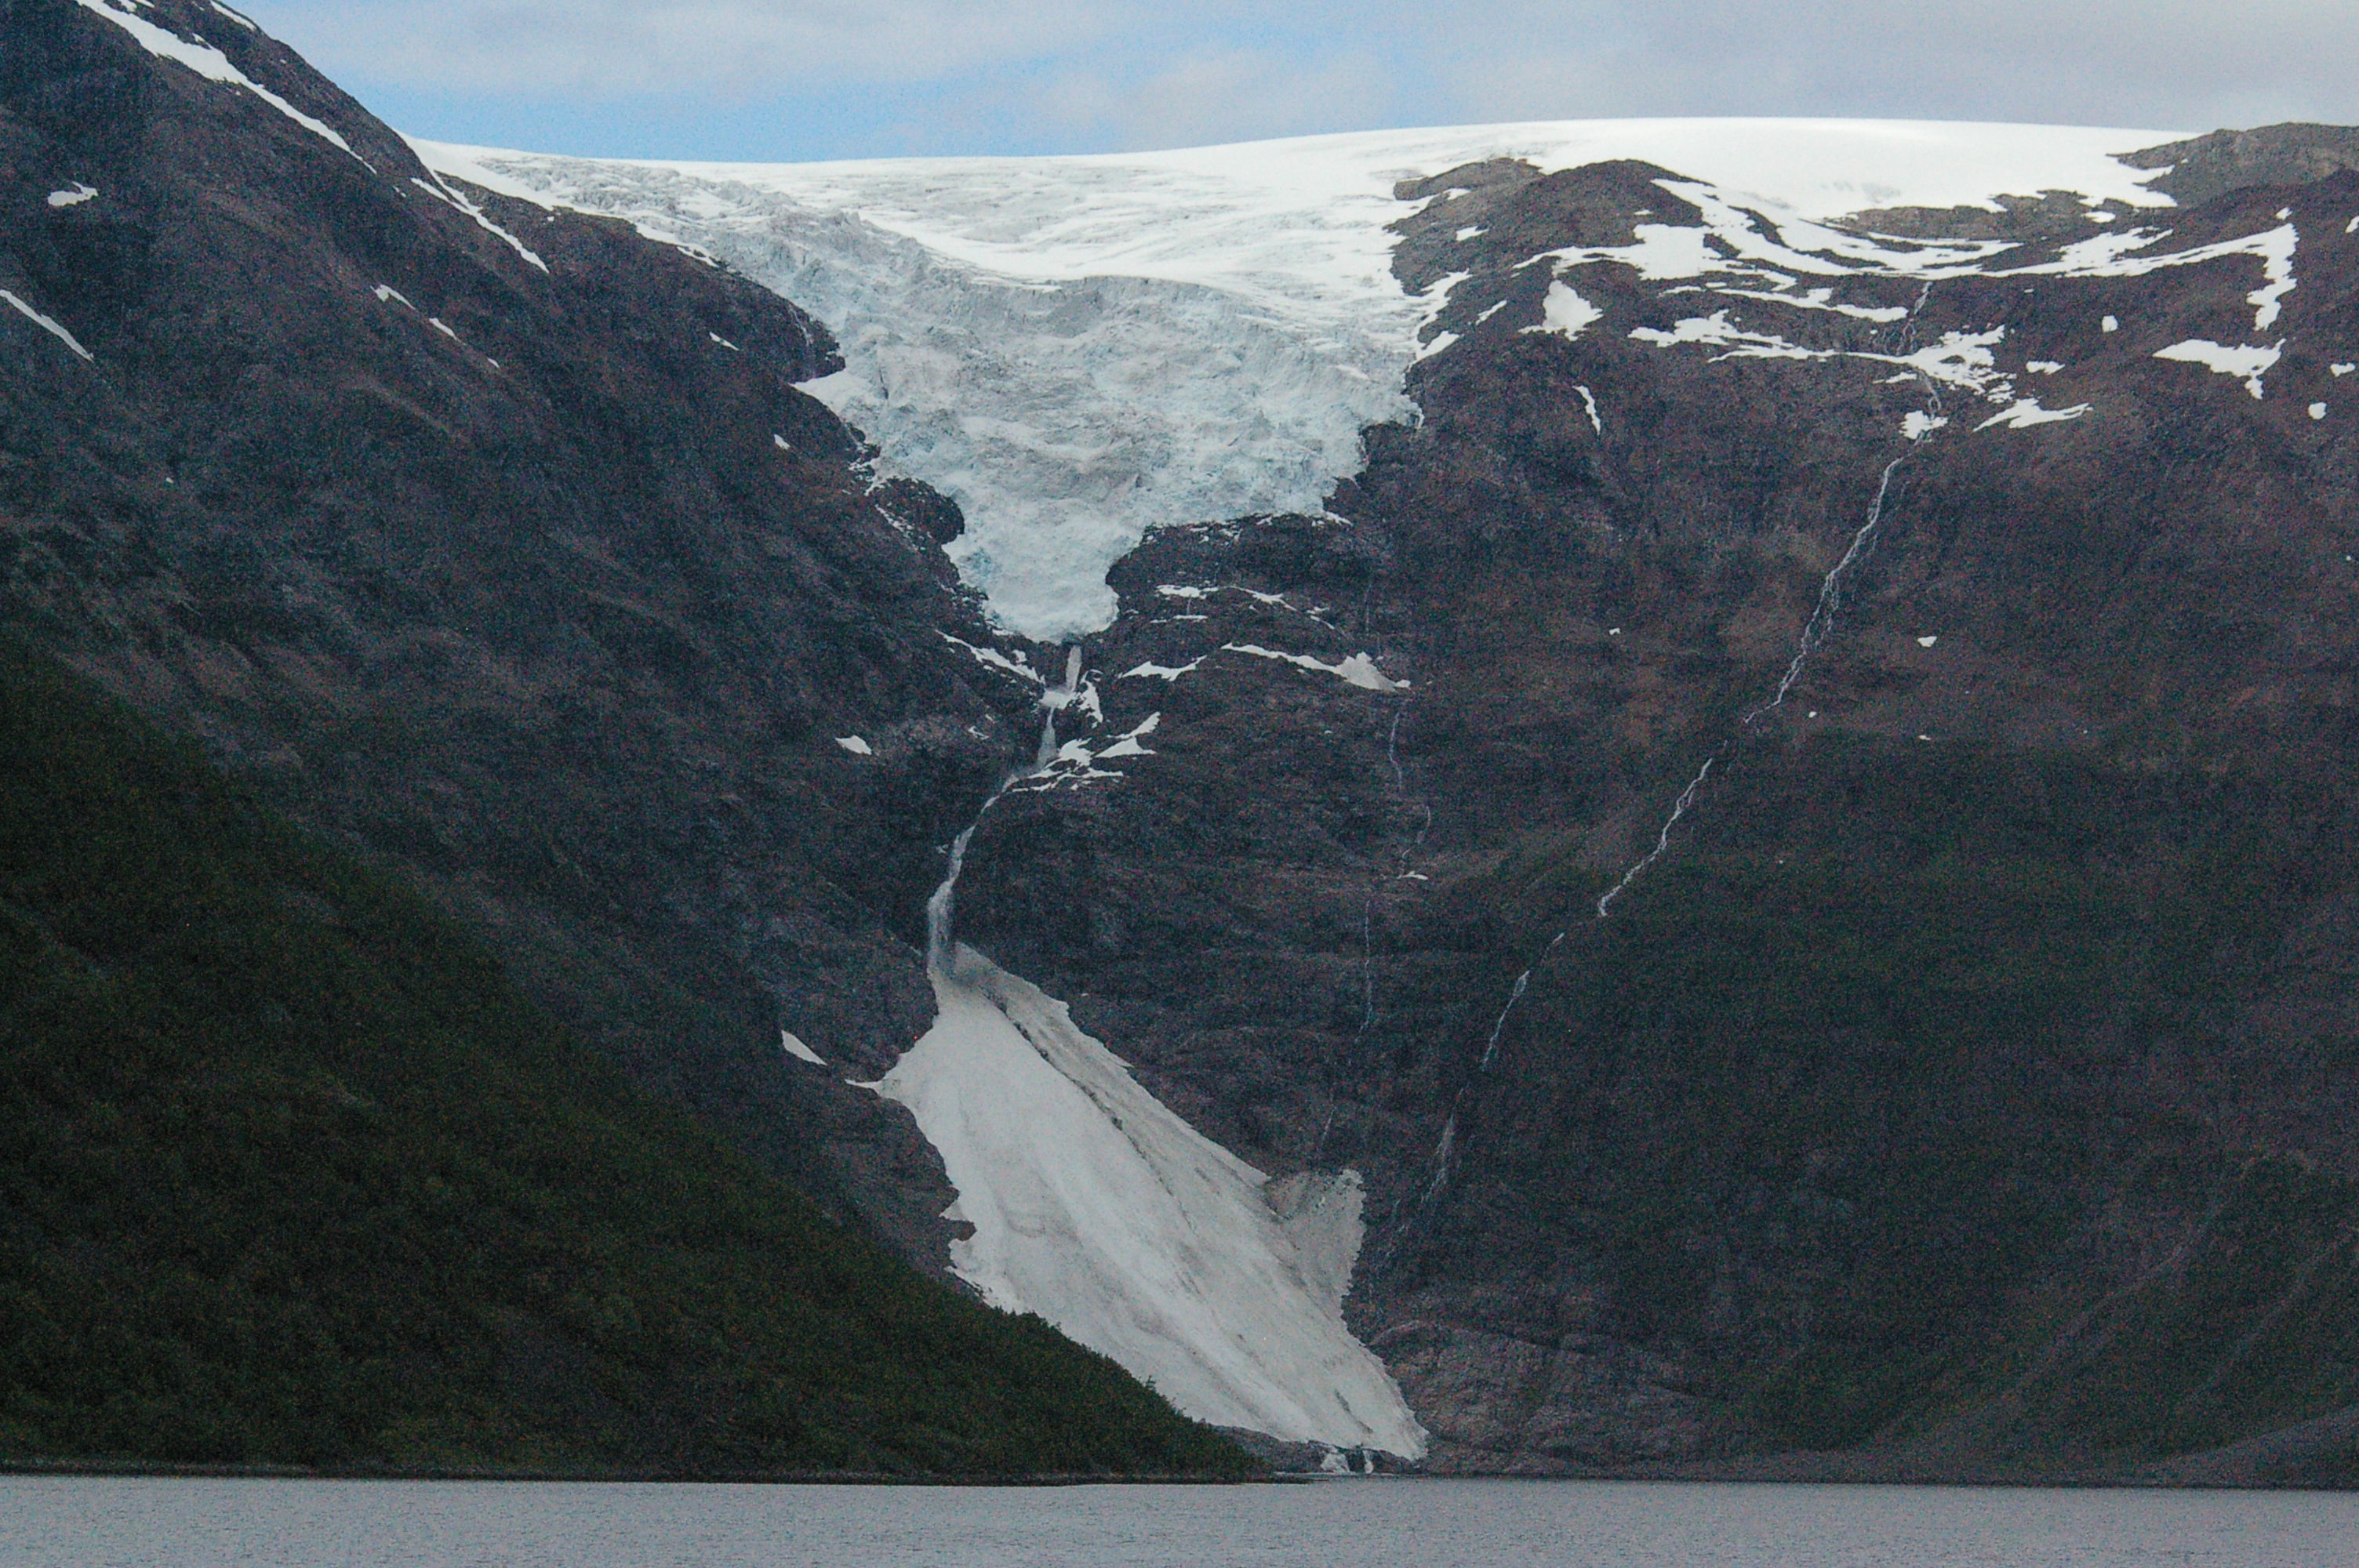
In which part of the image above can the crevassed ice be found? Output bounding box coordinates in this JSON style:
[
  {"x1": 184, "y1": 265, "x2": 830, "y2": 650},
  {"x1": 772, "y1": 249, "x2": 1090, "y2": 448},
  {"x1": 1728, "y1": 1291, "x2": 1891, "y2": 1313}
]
[{"x1": 412, "y1": 120, "x2": 2183, "y2": 641}]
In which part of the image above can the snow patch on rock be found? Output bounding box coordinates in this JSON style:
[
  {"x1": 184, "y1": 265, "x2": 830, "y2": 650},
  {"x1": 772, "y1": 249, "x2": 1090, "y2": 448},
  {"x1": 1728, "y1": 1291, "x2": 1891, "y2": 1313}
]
[
  {"x1": 1521, "y1": 279, "x2": 1602, "y2": 339},
  {"x1": 941, "y1": 633, "x2": 1045, "y2": 685},
  {"x1": 1225, "y1": 644, "x2": 1407, "y2": 692},
  {"x1": 1630, "y1": 311, "x2": 1827, "y2": 360},
  {"x1": 1706, "y1": 285, "x2": 1909, "y2": 322},
  {"x1": 1977, "y1": 397, "x2": 2092, "y2": 430},
  {"x1": 1121, "y1": 657, "x2": 1205, "y2": 682},
  {"x1": 407, "y1": 176, "x2": 548, "y2": 273},
  {"x1": 1097, "y1": 712, "x2": 1161, "y2": 759},
  {"x1": 2014, "y1": 222, "x2": 2295, "y2": 331},
  {"x1": 2154, "y1": 338, "x2": 2283, "y2": 399},
  {"x1": 75, "y1": 0, "x2": 361, "y2": 163}
]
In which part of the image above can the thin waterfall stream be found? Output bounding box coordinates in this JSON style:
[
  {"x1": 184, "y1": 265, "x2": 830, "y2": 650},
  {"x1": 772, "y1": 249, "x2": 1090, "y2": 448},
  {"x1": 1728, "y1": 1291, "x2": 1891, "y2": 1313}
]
[
  {"x1": 1405, "y1": 289, "x2": 1949, "y2": 1218},
  {"x1": 927, "y1": 644, "x2": 1081, "y2": 965}
]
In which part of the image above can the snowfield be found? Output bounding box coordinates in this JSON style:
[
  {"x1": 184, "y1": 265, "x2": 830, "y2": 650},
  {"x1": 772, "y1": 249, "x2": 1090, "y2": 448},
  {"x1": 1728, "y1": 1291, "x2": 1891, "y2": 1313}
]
[{"x1": 413, "y1": 119, "x2": 2185, "y2": 643}]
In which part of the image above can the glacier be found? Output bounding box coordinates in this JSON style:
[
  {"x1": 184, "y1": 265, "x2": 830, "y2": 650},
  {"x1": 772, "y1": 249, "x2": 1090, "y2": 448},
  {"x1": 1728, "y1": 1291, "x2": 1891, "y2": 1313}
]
[{"x1": 413, "y1": 118, "x2": 2183, "y2": 643}]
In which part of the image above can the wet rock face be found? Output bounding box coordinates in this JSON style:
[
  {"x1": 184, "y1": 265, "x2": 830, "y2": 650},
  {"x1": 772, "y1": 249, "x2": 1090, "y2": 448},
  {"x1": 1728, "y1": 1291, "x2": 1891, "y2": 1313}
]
[
  {"x1": 1371, "y1": 1319, "x2": 1708, "y2": 1472},
  {"x1": 0, "y1": 0, "x2": 1032, "y2": 1269},
  {"x1": 951, "y1": 154, "x2": 2359, "y2": 1473}
]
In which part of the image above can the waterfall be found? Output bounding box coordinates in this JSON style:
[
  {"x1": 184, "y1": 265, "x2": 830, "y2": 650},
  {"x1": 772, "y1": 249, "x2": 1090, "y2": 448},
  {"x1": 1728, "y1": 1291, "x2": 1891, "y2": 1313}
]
[
  {"x1": 1030, "y1": 644, "x2": 1084, "y2": 771},
  {"x1": 925, "y1": 818, "x2": 988, "y2": 967},
  {"x1": 1478, "y1": 971, "x2": 1529, "y2": 1071},
  {"x1": 1742, "y1": 448, "x2": 1921, "y2": 728},
  {"x1": 932, "y1": 644, "x2": 1084, "y2": 963},
  {"x1": 1594, "y1": 757, "x2": 1717, "y2": 918}
]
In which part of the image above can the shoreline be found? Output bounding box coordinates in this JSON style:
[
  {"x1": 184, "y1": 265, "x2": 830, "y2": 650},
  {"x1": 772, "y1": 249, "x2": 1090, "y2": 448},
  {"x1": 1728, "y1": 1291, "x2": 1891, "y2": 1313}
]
[{"x1": 4, "y1": 1457, "x2": 2351, "y2": 1492}]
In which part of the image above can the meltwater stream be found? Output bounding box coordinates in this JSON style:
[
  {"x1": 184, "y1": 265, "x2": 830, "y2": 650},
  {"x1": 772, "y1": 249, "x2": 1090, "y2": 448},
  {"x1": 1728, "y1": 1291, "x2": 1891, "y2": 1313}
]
[
  {"x1": 1414, "y1": 298, "x2": 1950, "y2": 1215},
  {"x1": 871, "y1": 649, "x2": 1425, "y2": 1455}
]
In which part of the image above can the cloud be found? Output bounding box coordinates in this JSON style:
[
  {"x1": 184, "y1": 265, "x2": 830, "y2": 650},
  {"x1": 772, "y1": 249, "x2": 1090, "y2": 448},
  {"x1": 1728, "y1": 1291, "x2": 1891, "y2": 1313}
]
[
  {"x1": 243, "y1": 0, "x2": 1119, "y2": 95},
  {"x1": 1429, "y1": 1, "x2": 2359, "y2": 130},
  {"x1": 236, "y1": 0, "x2": 2359, "y2": 155},
  {"x1": 1027, "y1": 47, "x2": 1401, "y2": 151}
]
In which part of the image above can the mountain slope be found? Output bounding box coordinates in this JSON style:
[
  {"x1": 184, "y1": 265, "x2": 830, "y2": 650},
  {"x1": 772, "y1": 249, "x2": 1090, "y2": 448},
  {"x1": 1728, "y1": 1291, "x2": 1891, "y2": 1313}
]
[
  {"x1": 15, "y1": 0, "x2": 2359, "y2": 1482},
  {"x1": 940, "y1": 147, "x2": 2359, "y2": 1478},
  {"x1": 0, "y1": 638, "x2": 1249, "y2": 1476},
  {"x1": 439, "y1": 122, "x2": 2359, "y2": 1479},
  {"x1": 1, "y1": 0, "x2": 1023, "y2": 1272}
]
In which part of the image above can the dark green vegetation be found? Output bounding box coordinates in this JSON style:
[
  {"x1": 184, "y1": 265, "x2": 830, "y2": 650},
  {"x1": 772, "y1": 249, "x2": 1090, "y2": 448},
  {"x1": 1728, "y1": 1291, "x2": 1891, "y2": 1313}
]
[
  {"x1": 0, "y1": 642, "x2": 1251, "y2": 1478},
  {"x1": 1448, "y1": 732, "x2": 2359, "y2": 1473}
]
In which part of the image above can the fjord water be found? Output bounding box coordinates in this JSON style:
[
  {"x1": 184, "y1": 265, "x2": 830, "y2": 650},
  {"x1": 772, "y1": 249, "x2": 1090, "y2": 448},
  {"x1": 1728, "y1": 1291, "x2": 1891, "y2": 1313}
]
[{"x1": 8, "y1": 1478, "x2": 2357, "y2": 1566}]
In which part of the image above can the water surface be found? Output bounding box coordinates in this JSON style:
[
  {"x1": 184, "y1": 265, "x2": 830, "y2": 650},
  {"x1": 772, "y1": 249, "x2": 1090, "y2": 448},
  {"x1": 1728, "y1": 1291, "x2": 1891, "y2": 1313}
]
[{"x1": 6, "y1": 1475, "x2": 2356, "y2": 1567}]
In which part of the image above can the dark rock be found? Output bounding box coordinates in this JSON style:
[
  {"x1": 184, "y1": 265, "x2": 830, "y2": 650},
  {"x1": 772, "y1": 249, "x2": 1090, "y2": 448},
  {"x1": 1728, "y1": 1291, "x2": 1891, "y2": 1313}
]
[
  {"x1": 2121, "y1": 122, "x2": 2359, "y2": 207},
  {"x1": 950, "y1": 145, "x2": 2359, "y2": 1478},
  {"x1": 0, "y1": 0, "x2": 1034, "y2": 1276}
]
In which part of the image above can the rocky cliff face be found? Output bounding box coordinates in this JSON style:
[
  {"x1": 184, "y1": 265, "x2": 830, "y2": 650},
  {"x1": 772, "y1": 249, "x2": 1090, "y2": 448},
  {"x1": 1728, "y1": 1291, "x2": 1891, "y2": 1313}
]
[
  {"x1": 943, "y1": 145, "x2": 2359, "y2": 1479},
  {"x1": 13, "y1": 0, "x2": 2359, "y2": 1485},
  {"x1": 0, "y1": 0, "x2": 1023, "y2": 1270}
]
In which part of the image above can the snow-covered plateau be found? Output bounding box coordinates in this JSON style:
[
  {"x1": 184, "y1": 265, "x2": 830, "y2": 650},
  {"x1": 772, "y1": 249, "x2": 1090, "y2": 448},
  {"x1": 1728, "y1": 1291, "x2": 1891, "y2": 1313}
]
[{"x1": 413, "y1": 120, "x2": 2193, "y2": 645}]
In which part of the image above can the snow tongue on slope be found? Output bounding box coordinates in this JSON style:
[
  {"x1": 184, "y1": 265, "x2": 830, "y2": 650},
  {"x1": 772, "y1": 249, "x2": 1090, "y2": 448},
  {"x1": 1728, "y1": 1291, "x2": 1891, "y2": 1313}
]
[
  {"x1": 856, "y1": 656, "x2": 1422, "y2": 1452},
  {"x1": 411, "y1": 119, "x2": 2177, "y2": 643},
  {"x1": 878, "y1": 942, "x2": 1427, "y2": 1455}
]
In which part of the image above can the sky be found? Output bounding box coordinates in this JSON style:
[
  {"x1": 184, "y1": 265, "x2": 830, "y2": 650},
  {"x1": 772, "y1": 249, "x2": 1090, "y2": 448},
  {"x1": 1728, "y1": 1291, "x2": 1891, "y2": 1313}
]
[{"x1": 234, "y1": 0, "x2": 2359, "y2": 162}]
